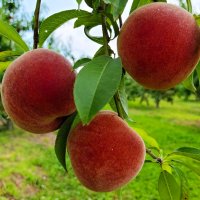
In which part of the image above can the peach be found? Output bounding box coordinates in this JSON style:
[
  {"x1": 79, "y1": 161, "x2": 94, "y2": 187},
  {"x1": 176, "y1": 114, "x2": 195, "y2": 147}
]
[
  {"x1": 118, "y1": 3, "x2": 200, "y2": 90},
  {"x1": 1, "y1": 48, "x2": 76, "y2": 133},
  {"x1": 67, "y1": 111, "x2": 146, "y2": 192}
]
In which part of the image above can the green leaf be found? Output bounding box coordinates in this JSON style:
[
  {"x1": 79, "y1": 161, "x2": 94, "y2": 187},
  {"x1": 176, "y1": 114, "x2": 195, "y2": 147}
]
[
  {"x1": 76, "y1": 0, "x2": 83, "y2": 7},
  {"x1": 0, "y1": 20, "x2": 29, "y2": 51},
  {"x1": 138, "y1": 0, "x2": 153, "y2": 7},
  {"x1": 55, "y1": 112, "x2": 77, "y2": 171},
  {"x1": 103, "y1": 0, "x2": 128, "y2": 19},
  {"x1": 96, "y1": 1, "x2": 101, "y2": 10},
  {"x1": 168, "y1": 147, "x2": 200, "y2": 161},
  {"x1": 94, "y1": 45, "x2": 114, "y2": 58},
  {"x1": 170, "y1": 156, "x2": 200, "y2": 176},
  {"x1": 84, "y1": 26, "x2": 104, "y2": 45},
  {"x1": 80, "y1": 7, "x2": 119, "y2": 43},
  {"x1": 104, "y1": 13, "x2": 119, "y2": 40},
  {"x1": 85, "y1": 0, "x2": 100, "y2": 9},
  {"x1": 0, "y1": 61, "x2": 12, "y2": 73},
  {"x1": 186, "y1": 0, "x2": 192, "y2": 13},
  {"x1": 109, "y1": 76, "x2": 129, "y2": 119},
  {"x1": 196, "y1": 61, "x2": 200, "y2": 82},
  {"x1": 158, "y1": 170, "x2": 180, "y2": 200},
  {"x1": 194, "y1": 14, "x2": 200, "y2": 26},
  {"x1": 74, "y1": 56, "x2": 122, "y2": 124},
  {"x1": 173, "y1": 166, "x2": 189, "y2": 200},
  {"x1": 70, "y1": 114, "x2": 81, "y2": 131},
  {"x1": 74, "y1": 13, "x2": 101, "y2": 28},
  {"x1": 117, "y1": 76, "x2": 128, "y2": 116},
  {"x1": 39, "y1": 10, "x2": 90, "y2": 47},
  {"x1": 94, "y1": 46, "x2": 107, "y2": 57},
  {"x1": 0, "y1": 50, "x2": 23, "y2": 62},
  {"x1": 133, "y1": 0, "x2": 166, "y2": 11},
  {"x1": 85, "y1": 0, "x2": 93, "y2": 8},
  {"x1": 132, "y1": 127, "x2": 160, "y2": 150},
  {"x1": 182, "y1": 72, "x2": 196, "y2": 93},
  {"x1": 162, "y1": 162, "x2": 172, "y2": 174},
  {"x1": 73, "y1": 58, "x2": 91, "y2": 69},
  {"x1": 130, "y1": 0, "x2": 140, "y2": 14}
]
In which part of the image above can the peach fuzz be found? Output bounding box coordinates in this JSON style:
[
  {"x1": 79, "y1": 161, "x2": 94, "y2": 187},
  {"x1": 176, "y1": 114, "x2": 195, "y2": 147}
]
[
  {"x1": 67, "y1": 111, "x2": 146, "y2": 192},
  {"x1": 1, "y1": 48, "x2": 76, "y2": 133},
  {"x1": 118, "y1": 3, "x2": 200, "y2": 90}
]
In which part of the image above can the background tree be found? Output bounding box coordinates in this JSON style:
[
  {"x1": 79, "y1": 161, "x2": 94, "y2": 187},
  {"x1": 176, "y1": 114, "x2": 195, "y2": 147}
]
[{"x1": 125, "y1": 76, "x2": 175, "y2": 108}]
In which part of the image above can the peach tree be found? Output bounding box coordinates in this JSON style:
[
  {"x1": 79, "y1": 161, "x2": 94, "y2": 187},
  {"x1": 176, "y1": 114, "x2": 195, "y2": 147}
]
[{"x1": 0, "y1": 0, "x2": 200, "y2": 199}]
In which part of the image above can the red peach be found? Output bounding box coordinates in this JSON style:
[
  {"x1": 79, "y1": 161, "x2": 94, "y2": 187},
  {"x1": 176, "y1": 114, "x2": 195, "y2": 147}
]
[
  {"x1": 67, "y1": 111, "x2": 146, "y2": 192},
  {"x1": 1, "y1": 48, "x2": 76, "y2": 133},
  {"x1": 118, "y1": 3, "x2": 200, "y2": 90}
]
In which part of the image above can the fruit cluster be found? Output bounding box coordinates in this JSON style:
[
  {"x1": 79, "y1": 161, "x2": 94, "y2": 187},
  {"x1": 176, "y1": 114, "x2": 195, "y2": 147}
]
[{"x1": 1, "y1": 3, "x2": 200, "y2": 192}]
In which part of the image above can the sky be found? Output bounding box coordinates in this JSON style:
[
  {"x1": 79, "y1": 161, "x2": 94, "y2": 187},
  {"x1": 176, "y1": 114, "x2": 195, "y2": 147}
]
[{"x1": 22, "y1": 0, "x2": 200, "y2": 60}]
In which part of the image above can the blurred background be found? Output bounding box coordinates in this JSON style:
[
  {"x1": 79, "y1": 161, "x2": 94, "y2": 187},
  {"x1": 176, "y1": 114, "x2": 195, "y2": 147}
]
[{"x1": 0, "y1": 0, "x2": 200, "y2": 199}]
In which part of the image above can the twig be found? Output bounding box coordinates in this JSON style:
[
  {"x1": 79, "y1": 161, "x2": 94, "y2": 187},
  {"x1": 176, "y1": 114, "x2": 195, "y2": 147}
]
[
  {"x1": 100, "y1": 1, "x2": 124, "y2": 119},
  {"x1": 33, "y1": 0, "x2": 41, "y2": 49},
  {"x1": 146, "y1": 148, "x2": 162, "y2": 164},
  {"x1": 100, "y1": 1, "x2": 110, "y2": 56}
]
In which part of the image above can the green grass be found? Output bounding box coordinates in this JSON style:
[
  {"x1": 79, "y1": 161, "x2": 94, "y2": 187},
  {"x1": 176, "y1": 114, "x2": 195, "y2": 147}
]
[{"x1": 0, "y1": 99, "x2": 199, "y2": 200}]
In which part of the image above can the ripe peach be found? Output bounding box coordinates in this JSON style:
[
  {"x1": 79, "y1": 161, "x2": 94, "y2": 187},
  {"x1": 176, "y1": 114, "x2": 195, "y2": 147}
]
[
  {"x1": 67, "y1": 111, "x2": 146, "y2": 192},
  {"x1": 1, "y1": 48, "x2": 76, "y2": 133},
  {"x1": 118, "y1": 3, "x2": 200, "y2": 90}
]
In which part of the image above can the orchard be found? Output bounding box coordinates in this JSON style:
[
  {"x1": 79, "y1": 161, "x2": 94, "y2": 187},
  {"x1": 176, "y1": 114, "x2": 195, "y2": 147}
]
[{"x1": 0, "y1": 0, "x2": 200, "y2": 199}]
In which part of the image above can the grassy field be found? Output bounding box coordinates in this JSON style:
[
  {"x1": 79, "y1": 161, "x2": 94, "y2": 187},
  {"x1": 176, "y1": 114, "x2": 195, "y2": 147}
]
[{"x1": 0, "y1": 99, "x2": 199, "y2": 200}]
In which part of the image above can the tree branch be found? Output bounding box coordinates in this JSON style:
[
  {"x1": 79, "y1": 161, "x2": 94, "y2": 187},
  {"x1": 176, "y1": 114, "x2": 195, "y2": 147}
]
[
  {"x1": 33, "y1": 0, "x2": 41, "y2": 49},
  {"x1": 100, "y1": 1, "x2": 124, "y2": 119},
  {"x1": 146, "y1": 148, "x2": 162, "y2": 164}
]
